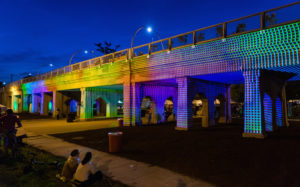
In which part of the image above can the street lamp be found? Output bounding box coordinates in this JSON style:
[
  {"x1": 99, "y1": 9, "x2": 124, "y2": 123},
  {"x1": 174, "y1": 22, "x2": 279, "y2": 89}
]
[
  {"x1": 69, "y1": 49, "x2": 89, "y2": 67},
  {"x1": 130, "y1": 26, "x2": 152, "y2": 58}
]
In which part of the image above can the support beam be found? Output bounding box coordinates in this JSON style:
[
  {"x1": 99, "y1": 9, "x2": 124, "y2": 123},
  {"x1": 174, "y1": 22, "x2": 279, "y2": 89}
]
[
  {"x1": 176, "y1": 77, "x2": 193, "y2": 130},
  {"x1": 243, "y1": 70, "x2": 265, "y2": 138},
  {"x1": 80, "y1": 88, "x2": 93, "y2": 120}
]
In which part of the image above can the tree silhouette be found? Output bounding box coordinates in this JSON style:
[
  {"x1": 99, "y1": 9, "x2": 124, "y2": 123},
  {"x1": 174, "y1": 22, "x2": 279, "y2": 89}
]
[
  {"x1": 177, "y1": 35, "x2": 188, "y2": 43},
  {"x1": 265, "y1": 13, "x2": 277, "y2": 26},
  {"x1": 236, "y1": 23, "x2": 246, "y2": 33},
  {"x1": 216, "y1": 26, "x2": 223, "y2": 37},
  {"x1": 94, "y1": 41, "x2": 120, "y2": 55},
  {"x1": 0, "y1": 82, "x2": 4, "y2": 88},
  {"x1": 197, "y1": 32, "x2": 205, "y2": 42}
]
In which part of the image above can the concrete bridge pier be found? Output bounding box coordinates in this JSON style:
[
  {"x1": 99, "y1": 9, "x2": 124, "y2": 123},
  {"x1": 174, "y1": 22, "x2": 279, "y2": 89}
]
[
  {"x1": 31, "y1": 93, "x2": 42, "y2": 113},
  {"x1": 80, "y1": 87, "x2": 123, "y2": 121},
  {"x1": 242, "y1": 70, "x2": 293, "y2": 138},
  {"x1": 123, "y1": 81, "x2": 178, "y2": 126},
  {"x1": 22, "y1": 94, "x2": 30, "y2": 112},
  {"x1": 176, "y1": 77, "x2": 230, "y2": 130},
  {"x1": 40, "y1": 92, "x2": 52, "y2": 115}
]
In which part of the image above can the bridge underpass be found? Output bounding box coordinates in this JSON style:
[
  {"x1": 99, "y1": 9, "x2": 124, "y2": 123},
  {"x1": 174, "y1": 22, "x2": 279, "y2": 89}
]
[{"x1": 1, "y1": 2, "x2": 300, "y2": 138}]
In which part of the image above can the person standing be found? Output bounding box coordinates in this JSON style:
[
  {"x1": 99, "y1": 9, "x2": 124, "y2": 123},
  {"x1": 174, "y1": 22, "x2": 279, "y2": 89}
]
[
  {"x1": 56, "y1": 108, "x2": 60, "y2": 120},
  {"x1": 0, "y1": 109, "x2": 22, "y2": 156}
]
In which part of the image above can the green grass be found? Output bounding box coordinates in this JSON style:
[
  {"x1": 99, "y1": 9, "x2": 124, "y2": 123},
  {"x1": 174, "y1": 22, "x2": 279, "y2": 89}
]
[
  {"x1": 0, "y1": 145, "x2": 71, "y2": 187},
  {"x1": 0, "y1": 145, "x2": 126, "y2": 187}
]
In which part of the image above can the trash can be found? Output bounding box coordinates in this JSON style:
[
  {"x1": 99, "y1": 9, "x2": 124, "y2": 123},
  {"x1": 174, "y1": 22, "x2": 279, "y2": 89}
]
[
  {"x1": 108, "y1": 132, "x2": 123, "y2": 153},
  {"x1": 118, "y1": 118, "x2": 123, "y2": 127}
]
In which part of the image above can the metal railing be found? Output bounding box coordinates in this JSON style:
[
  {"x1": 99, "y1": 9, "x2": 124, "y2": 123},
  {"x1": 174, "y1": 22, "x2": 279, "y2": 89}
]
[{"x1": 20, "y1": 2, "x2": 300, "y2": 84}]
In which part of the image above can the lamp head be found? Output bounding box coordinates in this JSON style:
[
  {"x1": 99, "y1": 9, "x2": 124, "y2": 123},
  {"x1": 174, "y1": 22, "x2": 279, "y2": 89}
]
[{"x1": 146, "y1": 27, "x2": 152, "y2": 33}]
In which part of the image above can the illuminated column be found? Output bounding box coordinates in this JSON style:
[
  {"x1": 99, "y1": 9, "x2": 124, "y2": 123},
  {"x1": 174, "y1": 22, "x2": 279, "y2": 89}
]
[
  {"x1": 31, "y1": 94, "x2": 37, "y2": 113},
  {"x1": 23, "y1": 94, "x2": 29, "y2": 112},
  {"x1": 80, "y1": 88, "x2": 93, "y2": 120},
  {"x1": 243, "y1": 70, "x2": 264, "y2": 138},
  {"x1": 12, "y1": 95, "x2": 18, "y2": 112},
  {"x1": 208, "y1": 97, "x2": 215, "y2": 126},
  {"x1": 40, "y1": 92, "x2": 46, "y2": 115},
  {"x1": 226, "y1": 85, "x2": 232, "y2": 123},
  {"x1": 281, "y1": 84, "x2": 289, "y2": 127},
  {"x1": 176, "y1": 77, "x2": 193, "y2": 130},
  {"x1": 19, "y1": 92, "x2": 23, "y2": 113},
  {"x1": 123, "y1": 82, "x2": 139, "y2": 126},
  {"x1": 53, "y1": 90, "x2": 63, "y2": 118}
]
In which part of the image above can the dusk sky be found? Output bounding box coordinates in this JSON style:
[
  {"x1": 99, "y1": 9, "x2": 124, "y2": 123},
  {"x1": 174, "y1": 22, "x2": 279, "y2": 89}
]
[{"x1": 0, "y1": 0, "x2": 297, "y2": 83}]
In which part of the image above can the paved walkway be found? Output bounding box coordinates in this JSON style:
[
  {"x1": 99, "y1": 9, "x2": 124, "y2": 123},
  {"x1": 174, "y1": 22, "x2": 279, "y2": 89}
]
[{"x1": 18, "y1": 119, "x2": 214, "y2": 187}]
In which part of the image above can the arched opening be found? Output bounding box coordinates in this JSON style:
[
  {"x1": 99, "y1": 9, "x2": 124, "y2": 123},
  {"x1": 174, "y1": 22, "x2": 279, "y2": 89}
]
[
  {"x1": 141, "y1": 96, "x2": 155, "y2": 125},
  {"x1": 70, "y1": 99, "x2": 78, "y2": 113},
  {"x1": 214, "y1": 94, "x2": 226, "y2": 124},
  {"x1": 93, "y1": 97, "x2": 106, "y2": 117},
  {"x1": 164, "y1": 97, "x2": 175, "y2": 122},
  {"x1": 276, "y1": 97, "x2": 282, "y2": 127},
  {"x1": 48, "y1": 100, "x2": 53, "y2": 116},
  {"x1": 117, "y1": 99, "x2": 123, "y2": 115},
  {"x1": 264, "y1": 93, "x2": 273, "y2": 132},
  {"x1": 192, "y1": 93, "x2": 208, "y2": 127}
]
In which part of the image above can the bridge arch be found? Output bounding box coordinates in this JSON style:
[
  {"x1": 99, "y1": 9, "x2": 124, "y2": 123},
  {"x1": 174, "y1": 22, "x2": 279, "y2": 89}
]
[
  {"x1": 164, "y1": 97, "x2": 175, "y2": 122},
  {"x1": 140, "y1": 96, "x2": 157, "y2": 125},
  {"x1": 93, "y1": 97, "x2": 107, "y2": 117},
  {"x1": 214, "y1": 94, "x2": 226, "y2": 124},
  {"x1": 192, "y1": 93, "x2": 208, "y2": 127}
]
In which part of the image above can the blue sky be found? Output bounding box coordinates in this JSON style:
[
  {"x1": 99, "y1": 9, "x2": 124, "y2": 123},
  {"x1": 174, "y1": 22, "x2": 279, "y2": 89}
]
[{"x1": 0, "y1": 0, "x2": 297, "y2": 83}]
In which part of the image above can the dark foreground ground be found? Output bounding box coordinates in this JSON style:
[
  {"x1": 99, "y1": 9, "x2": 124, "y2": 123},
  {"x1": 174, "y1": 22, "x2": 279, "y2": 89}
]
[{"x1": 52, "y1": 120, "x2": 300, "y2": 187}]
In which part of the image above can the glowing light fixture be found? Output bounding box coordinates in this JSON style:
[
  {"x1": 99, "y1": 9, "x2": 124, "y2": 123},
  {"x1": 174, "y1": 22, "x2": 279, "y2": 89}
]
[{"x1": 147, "y1": 27, "x2": 152, "y2": 33}]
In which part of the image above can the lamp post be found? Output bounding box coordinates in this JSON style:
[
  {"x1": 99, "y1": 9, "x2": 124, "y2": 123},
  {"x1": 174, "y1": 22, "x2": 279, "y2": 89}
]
[
  {"x1": 130, "y1": 26, "x2": 152, "y2": 58},
  {"x1": 69, "y1": 49, "x2": 89, "y2": 67},
  {"x1": 127, "y1": 26, "x2": 152, "y2": 125}
]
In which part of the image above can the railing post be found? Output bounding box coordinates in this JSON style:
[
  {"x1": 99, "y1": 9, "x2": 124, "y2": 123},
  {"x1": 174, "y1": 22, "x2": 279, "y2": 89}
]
[
  {"x1": 193, "y1": 31, "x2": 196, "y2": 44},
  {"x1": 223, "y1": 23, "x2": 227, "y2": 38},
  {"x1": 148, "y1": 44, "x2": 151, "y2": 55},
  {"x1": 260, "y1": 12, "x2": 265, "y2": 29},
  {"x1": 112, "y1": 53, "x2": 115, "y2": 63},
  {"x1": 168, "y1": 38, "x2": 172, "y2": 50}
]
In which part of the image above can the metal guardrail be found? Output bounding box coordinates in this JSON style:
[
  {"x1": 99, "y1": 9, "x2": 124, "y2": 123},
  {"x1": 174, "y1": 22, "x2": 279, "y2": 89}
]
[{"x1": 20, "y1": 1, "x2": 300, "y2": 84}]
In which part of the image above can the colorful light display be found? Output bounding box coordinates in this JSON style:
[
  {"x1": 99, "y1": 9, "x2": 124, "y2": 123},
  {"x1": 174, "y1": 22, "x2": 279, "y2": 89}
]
[{"x1": 2, "y1": 20, "x2": 299, "y2": 138}]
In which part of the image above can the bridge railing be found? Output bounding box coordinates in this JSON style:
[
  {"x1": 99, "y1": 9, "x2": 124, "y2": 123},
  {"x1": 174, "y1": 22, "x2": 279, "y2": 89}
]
[{"x1": 19, "y1": 2, "x2": 300, "y2": 84}]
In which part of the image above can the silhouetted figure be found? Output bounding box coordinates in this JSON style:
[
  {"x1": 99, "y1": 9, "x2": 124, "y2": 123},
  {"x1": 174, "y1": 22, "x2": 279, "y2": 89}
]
[
  {"x1": 56, "y1": 108, "x2": 60, "y2": 120},
  {"x1": 74, "y1": 152, "x2": 103, "y2": 186},
  {"x1": 60, "y1": 149, "x2": 80, "y2": 182},
  {"x1": 0, "y1": 109, "x2": 22, "y2": 156}
]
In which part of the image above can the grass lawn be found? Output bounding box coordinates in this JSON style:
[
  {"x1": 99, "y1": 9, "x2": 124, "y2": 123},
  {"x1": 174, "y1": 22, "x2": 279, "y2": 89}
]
[
  {"x1": 0, "y1": 144, "x2": 126, "y2": 187},
  {"x1": 0, "y1": 144, "x2": 71, "y2": 187},
  {"x1": 52, "y1": 120, "x2": 300, "y2": 187}
]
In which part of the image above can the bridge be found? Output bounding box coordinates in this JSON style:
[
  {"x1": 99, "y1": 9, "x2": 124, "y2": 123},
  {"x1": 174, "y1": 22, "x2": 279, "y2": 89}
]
[{"x1": 1, "y1": 2, "x2": 300, "y2": 138}]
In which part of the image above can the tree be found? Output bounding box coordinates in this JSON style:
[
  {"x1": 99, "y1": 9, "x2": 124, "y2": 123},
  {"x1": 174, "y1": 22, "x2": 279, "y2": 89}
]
[
  {"x1": 265, "y1": 13, "x2": 277, "y2": 26},
  {"x1": 94, "y1": 41, "x2": 120, "y2": 55},
  {"x1": 177, "y1": 35, "x2": 188, "y2": 44},
  {"x1": 0, "y1": 82, "x2": 5, "y2": 88},
  {"x1": 231, "y1": 84, "x2": 244, "y2": 103},
  {"x1": 197, "y1": 32, "x2": 205, "y2": 42},
  {"x1": 236, "y1": 23, "x2": 246, "y2": 33},
  {"x1": 286, "y1": 81, "x2": 300, "y2": 100},
  {"x1": 216, "y1": 26, "x2": 223, "y2": 37}
]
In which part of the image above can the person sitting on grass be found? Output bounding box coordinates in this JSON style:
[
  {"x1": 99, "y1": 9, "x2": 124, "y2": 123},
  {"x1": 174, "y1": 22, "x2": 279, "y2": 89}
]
[
  {"x1": 73, "y1": 152, "x2": 103, "y2": 186},
  {"x1": 0, "y1": 109, "x2": 22, "y2": 156},
  {"x1": 60, "y1": 149, "x2": 80, "y2": 182}
]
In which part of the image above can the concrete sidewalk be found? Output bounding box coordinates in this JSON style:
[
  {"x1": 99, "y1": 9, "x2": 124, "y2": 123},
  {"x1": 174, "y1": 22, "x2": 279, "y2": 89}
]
[{"x1": 21, "y1": 130, "x2": 214, "y2": 187}]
